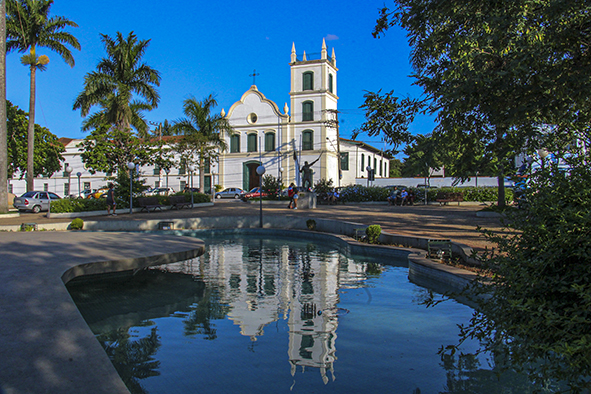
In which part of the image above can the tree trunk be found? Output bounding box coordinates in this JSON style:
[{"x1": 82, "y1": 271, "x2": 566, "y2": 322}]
[
  {"x1": 497, "y1": 168, "x2": 506, "y2": 207},
  {"x1": 26, "y1": 65, "x2": 37, "y2": 192},
  {"x1": 0, "y1": 0, "x2": 7, "y2": 213}
]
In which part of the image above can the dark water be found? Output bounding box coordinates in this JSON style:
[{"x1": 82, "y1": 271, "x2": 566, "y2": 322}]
[{"x1": 67, "y1": 233, "x2": 535, "y2": 394}]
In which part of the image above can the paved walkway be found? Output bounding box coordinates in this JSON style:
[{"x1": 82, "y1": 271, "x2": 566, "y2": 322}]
[{"x1": 1, "y1": 200, "x2": 504, "y2": 252}]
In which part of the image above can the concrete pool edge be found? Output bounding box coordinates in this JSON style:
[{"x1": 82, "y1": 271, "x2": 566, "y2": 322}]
[{"x1": 0, "y1": 232, "x2": 206, "y2": 394}]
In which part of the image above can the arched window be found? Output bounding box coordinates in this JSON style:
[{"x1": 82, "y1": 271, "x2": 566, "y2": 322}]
[
  {"x1": 302, "y1": 130, "x2": 313, "y2": 151},
  {"x1": 361, "y1": 154, "x2": 365, "y2": 171},
  {"x1": 328, "y1": 74, "x2": 333, "y2": 93},
  {"x1": 247, "y1": 133, "x2": 257, "y2": 152},
  {"x1": 302, "y1": 101, "x2": 314, "y2": 122},
  {"x1": 303, "y1": 71, "x2": 313, "y2": 91},
  {"x1": 265, "y1": 132, "x2": 275, "y2": 152},
  {"x1": 230, "y1": 134, "x2": 240, "y2": 153}
]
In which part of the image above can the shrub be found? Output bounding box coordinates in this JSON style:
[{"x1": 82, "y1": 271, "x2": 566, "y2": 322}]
[
  {"x1": 69, "y1": 218, "x2": 84, "y2": 230},
  {"x1": 262, "y1": 174, "x2": 283, "y2": 198},
  {"x1": 366, "y1": 225, "x2": 381, "y2": 244},
  {"x1": 306, "y1": 219, "x2": 316, "y2": 230}
]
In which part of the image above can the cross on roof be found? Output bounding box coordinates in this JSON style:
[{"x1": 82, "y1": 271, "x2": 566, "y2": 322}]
[{"x1": 249, "y1": 69, "x2": 260, "y2": 85}]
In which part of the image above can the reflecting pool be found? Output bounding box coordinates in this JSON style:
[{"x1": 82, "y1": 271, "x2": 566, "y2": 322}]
[{"x1": 67, "y1": 232, "x2": 534, "y2": 393}]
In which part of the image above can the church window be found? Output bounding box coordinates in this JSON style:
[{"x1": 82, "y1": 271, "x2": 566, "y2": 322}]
[
  {"x1": 230, "y1": 135, "x2": 240, "y2": 153},
  {"x1": 302, "y1": 101, "x2": 314, "y2": 121},
  {"x1": 329, "y1": 74, "x2": 333, "y2": 93},
  {"x1": 302, "y1": 130, "x2": 313, "y2": 151},
  {"x1": 303, "y1": 72, "x2": 313, "y2": 91},
  {"x1": 247, "y1": 133, "x2": 258, "y2": 152},
  {"x1": 361, "y1": 154, "x2": 365, "y2": 171},
  {"x1": 340, "y1": 152, "x2": 349, "y2": 171},
  {"x1": 265, "y1": 132, "x2": 276, "y2": 152}
]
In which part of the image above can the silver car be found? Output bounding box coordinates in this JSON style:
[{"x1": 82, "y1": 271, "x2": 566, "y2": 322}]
[
  {"x1": 13, "y1": 191, "x2": 61, "y2": 213},
  {"x1": 215, "y1": 187, "x2": 245, "y2": 199}
]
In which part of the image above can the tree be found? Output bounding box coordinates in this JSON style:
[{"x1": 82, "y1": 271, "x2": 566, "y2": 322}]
[
  {"x1": 400, "y1": 134, "x2": 443, "y2": 179},
  {"x1": 173, "y1": 95, "x2": 233, "y2": 192},
  {"x1": 1, "y1": 0, "x2": 7, "y2": 212},
  {"x1": 440, "y1": 148, "x2": 591, "y2": 392},
  {"x1": 388, "y1": 158, "x2": 402, "y2": 178},
  {"x1": 368, "y1": 1, "x2": 591, "y2": 207},
  {"x1": 73, "y1": 31, "x2": 161, "y2": 137},
  {"x1": 6, "y1": 0, "x2": 80, "y2": 192},
  {"x1": 6, "y1": 100, "x2": 64, "y2": 178}
]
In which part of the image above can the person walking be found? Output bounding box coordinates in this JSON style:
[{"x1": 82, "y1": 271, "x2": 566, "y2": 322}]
[
  {"x1": 292, "y1": 188, "x2": 299, "y2": 210},
  {"x1": 287, "y1": 183, "x2": 295, "y2": 209},
  {"x1": 106, "y1": 183, "x2": 117, "y2": 216}
]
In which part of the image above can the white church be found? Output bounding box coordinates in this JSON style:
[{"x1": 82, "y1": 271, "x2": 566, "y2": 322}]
[{"x1": 9, "y1": 40, "x2": 391, "y2": 197}]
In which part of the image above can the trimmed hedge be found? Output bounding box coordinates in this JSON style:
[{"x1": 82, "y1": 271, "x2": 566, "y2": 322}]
[
  {"x1": 337, "y1": 185, "x2": 513, "y2": 204},
  {"x1": 50, "y1": 192, "x2": 212, "y2": 213}
]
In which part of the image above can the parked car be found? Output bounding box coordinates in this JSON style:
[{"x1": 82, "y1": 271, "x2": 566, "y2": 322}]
[
  {"x1": 90, "y1": 187, "x2": 109, "y2": 199},
  {"x1": 13, "y1": 191, "x2": 61, "y2": 213},
  {"x1": 241, "y1": 187, "x2": 268, "y2": 201},
  {"x1": 152, "y1": 187, "x2": 175, "y2": 196},
  {"x1": 215, "y1": 187, "x2": 245, "y2": 199},
  {"x1": 79, "y1": 189, "x2": 97, "y2": 199}
]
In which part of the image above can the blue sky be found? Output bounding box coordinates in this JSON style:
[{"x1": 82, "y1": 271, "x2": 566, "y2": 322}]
[{"x1": 6, "y1": 0, "x2": 436, "y2": 157}]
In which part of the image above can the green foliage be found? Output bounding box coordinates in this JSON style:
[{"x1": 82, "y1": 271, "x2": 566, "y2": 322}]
[
  {"x1": 5, "y1": 100, "x2": 65, "y2": 178},
  {"x1": 69, "y1": 218, "x2": 84, "y2": 230},
  {"x1": 389, "y1": 158, "x2": 403, "y2": 177},
  {"x1": 173, "y1": 192, "x2": 211, "y2": 204},
  {"x1": 366, "y1": 225, "x2": 382, "y2": 244},
  {"x1": 401, "y1": 134, "x2": 443, "y2": 177},
  {"x1": 306, "y1": 219, "x2": 316, "y2": 231},
  {"x1": 114, "y1": 170, "x2": 150, "y2": 205},
  {"x1": 453, "y1": 153, "x2": 591, "y2": 391},
  {"x1": 214, "y1": 184, "x2": 223, "y2": 192},
  {"x1": 338, "y1": 185, "x2": 391, "y2": 202},
  {"x1": 80, "y1": 125, "x2": 161, "y2": 175},
  {"x1": 172, "y1": 95, "x2": 234, "y2": 190},
  {"x1": 262, "y1": 174, "x2": 282, "y2": 198},
  {"x1": 51, "y1": 197, "x2": 106, "y2": 213},
  {"x1": 73, "y1": 31, "x2": 160, "y2": 135},
  {"x1": 313, "y1": 178, "x2": 334, "y2": 195}
]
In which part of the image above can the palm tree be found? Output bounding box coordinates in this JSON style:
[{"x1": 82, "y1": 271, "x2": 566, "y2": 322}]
[
  {"x1": 73, "y1": 31, "x2": 160, "y2": 137},
  {"x1": 1, "y1": 0, "x2": 8, "y2": 212},
  {"x1": 6, "y1": 0, "x2": 80, "y2": 192},
  {"x1": 173, "y1": 95, "x2": 234, "y2": 192}
]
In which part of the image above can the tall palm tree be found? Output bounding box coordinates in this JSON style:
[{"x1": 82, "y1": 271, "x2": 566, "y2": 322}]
[
  {"x1": 73, "y1": 31, "x2": 161, "y2": 137},
  {"x1": 6, "y1": 0, "x2": 80, "y2": 192},
  {"x1": 173, "y1": 95, "x2": 234, "y2": 192},
  {"x1": 1, "y1": 0, "x2": 8, "y2": 212}
]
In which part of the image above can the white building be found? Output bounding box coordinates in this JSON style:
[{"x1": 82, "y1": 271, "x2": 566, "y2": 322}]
[{"x1": 8, "y1": 40, "x2": 390, "y2": 197}]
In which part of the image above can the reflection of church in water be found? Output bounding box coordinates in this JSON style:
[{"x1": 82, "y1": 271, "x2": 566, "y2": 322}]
[{"x1": 158, "y1": 239, "x2": 371, "y2": 384}]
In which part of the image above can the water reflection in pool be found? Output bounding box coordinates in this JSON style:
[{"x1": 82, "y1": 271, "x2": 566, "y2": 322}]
[{"x1": 67, "y1": 233, "x2": 533, "y2": 394}]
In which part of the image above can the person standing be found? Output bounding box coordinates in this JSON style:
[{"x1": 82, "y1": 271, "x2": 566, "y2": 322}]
[
  {"x1": 287, "y1": 183, "x2": 295, "y2": 209},
  {"x1": 106, "y1": 183, "x2": 117, "y2": 216},
  {"x1": 292, "y1": 188, "x2": 299, "y2": 210}
]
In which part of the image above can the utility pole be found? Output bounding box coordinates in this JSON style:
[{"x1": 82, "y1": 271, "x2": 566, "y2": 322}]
[
  {"x1": 323, "y1": 109, "x2": 341, "y2": 187},
  {"x1": 0, "y1": 0, "x2": 8, "y2": 213}
]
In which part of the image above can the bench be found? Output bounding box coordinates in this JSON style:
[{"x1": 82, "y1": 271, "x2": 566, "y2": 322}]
[
  {"x1": 435, "y1": 192, "x2": 464, "y2": 206},
  {"x1": 169, "y1": 195, "x2": 192, "y2": 210},
  {"x1": 137, "y1": 196, "x2": 164, "y2": 212},
  {"x1": 427, "y1": 239, "x2": 452, "y2": 261}
]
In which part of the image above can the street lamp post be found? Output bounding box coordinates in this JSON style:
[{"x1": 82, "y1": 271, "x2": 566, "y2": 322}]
[
  {"x1": 165, "y1": 167, "x2": 170, "y2": 189},
  {"x1": 127, "y1": 162, "x2": 135, "y2": 214},
  {"x1": 256, "y1": 164, "x2": 266, "y2": 228},
  {"x1": 65, "y1": 166, "x2": 73, "y2": 197},
  {"x1": 188, "y1": 165, "x2": 195, "y2": 207},
  {"x1": 76, "y1": 172, "x2": 82, "y2": 198}
]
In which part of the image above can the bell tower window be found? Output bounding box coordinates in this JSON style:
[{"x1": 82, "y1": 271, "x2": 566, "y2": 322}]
[
  {"x1": 302, "y1": 101, "x2": 314, "y2": 121},
  {"x1": 303, "y1": 72, "x2": 314, "y2": 91}
]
